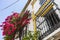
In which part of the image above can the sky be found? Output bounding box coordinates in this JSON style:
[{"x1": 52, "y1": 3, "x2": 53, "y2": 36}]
[{"x1": 0, "y1": 0, "x2": 27, "y2": 40}]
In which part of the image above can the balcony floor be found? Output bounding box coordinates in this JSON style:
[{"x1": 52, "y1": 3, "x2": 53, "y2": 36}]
[
  {"x1": 47, "y1": 32, "x2": 60, "y2": 40},
  {"x1": 42, "y1": 28, "x2": 60, "y2": 40}
]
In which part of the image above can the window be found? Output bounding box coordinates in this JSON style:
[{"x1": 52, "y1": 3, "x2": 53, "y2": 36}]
[
  {"x1": 39, "y1": 0, "x2": 46, "y2": 5},
  {"x1": 39, "y1": 0, "x2": 54, "y2": 5}
]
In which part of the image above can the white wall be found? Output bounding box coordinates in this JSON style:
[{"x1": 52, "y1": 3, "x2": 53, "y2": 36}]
[
  {"x1": 34, "y1": 0, "x2": 41, "y2": 14},
  {"x1": 26, "y1": 0, "x2": 41, "y2": 14},
  {"x1": 26, "y1": 0, "x2": 41, "y2": 31},
  {"x1": 53, "y1": 0, "x2": 60, "y2": 18},
  {"x1": 54, "y1": 0, "x2": 60, "y2": 8},
  {"x1": 26, "y1": 0, "x2": 60, "y2": 38}
]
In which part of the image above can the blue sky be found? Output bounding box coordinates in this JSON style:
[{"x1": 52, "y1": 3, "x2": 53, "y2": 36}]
[{"x1": 0, "y1": 0, "x2": 27, "y2": 40}]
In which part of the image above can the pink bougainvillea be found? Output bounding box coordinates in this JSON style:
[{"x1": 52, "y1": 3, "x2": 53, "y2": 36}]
[{"x1": 0, "y1": 11, "x2": 31, "y2": 40}]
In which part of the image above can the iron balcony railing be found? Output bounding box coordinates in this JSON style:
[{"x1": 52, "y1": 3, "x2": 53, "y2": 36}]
[{"x1": 37, "y1": 9, "x2": 60, "y2": 39}]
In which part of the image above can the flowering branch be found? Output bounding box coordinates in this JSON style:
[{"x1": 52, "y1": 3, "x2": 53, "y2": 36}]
[{"x1": 0, "y1": 11, "x2": 31, "y2": 40}]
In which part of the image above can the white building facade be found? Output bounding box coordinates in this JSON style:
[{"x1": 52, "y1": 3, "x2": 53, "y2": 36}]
[
  {"x1": 26, "y1": 0, "x2": 60, "y2": 40},
  {"x1": 15, "y1": 0, "x2": 60, "y2": 40}
]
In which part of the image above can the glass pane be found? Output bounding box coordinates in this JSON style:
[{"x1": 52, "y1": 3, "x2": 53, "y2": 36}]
[{"x1": 40, "y1": 0, "x2": 46, "y2": 5}]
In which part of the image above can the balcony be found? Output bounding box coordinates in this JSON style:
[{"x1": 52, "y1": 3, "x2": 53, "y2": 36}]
[
  {"x1": 37, "y1": 9, "x2": 60, "y2": 39},
  {"x1": 38, "y1": 22, "x2": 60, "y2": 39}
]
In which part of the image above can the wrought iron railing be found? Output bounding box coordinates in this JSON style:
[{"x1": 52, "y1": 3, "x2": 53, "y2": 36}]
[{"x1": 37, "y1": 9, "x2": 60, "y2": 39}]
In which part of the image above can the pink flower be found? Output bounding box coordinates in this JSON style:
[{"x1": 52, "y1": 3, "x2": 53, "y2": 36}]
[
  {"x1": 10, "y1": 24, "x2": 14, "y2": 27},
  {"x1": 21, "y1": 18, "x2": 31, "y2": 27},
  {"x1": 11, "y1": 28, "x2": 16, "y2": 32},
  {"x1": 2, "y1": 31, "x2": 6, "y2": 36},
  {"x1": 0, "y1": 25, "x2": 3, "y2": 27},
  {"x1": 12, "y1": 12, "x2": 19, "y2": 19},
  {"x1": 0, "y1": 11, "x2": 31, "y2": 40},
  {"x1": 8, "y1": 32, "x2": 11, "y2": 35},
  {"x1": 5, "y1": 16, "x2": 12, "y2": 23}
]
